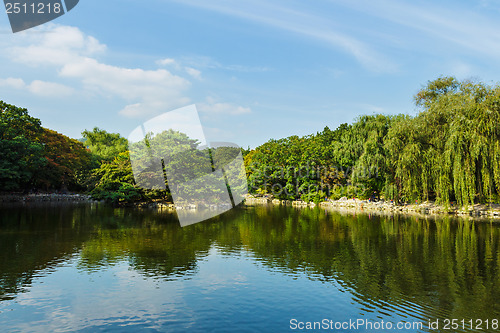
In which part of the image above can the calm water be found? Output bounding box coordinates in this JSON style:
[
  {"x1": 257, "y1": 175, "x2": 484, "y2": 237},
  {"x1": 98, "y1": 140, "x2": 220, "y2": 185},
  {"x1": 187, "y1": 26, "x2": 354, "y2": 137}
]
[{"x1": 0, "y1": 203, "x2": 499, "y2": 332}]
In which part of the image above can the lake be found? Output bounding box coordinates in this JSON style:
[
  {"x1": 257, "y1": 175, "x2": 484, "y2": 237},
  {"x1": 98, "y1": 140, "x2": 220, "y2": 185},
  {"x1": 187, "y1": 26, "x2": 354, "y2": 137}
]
[{"x1": 0, "y1": 203, "x2": 499, "y2": 332}]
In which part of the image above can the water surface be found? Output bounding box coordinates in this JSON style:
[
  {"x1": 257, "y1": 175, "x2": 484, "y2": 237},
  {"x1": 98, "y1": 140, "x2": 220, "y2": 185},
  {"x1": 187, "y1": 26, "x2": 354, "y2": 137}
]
[{"x1": 0, "y1": 203, "x2": 499, "y2": 332}]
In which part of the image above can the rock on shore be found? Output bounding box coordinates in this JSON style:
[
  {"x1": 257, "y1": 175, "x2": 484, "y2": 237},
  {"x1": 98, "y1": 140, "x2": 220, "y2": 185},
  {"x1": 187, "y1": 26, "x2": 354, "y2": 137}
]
[
  {"x1": 244, "y1": 194, "x2": 500, "y2": 219},
  {"x1": 0, "y1": 193, "x2": 94, "y2": 203}
]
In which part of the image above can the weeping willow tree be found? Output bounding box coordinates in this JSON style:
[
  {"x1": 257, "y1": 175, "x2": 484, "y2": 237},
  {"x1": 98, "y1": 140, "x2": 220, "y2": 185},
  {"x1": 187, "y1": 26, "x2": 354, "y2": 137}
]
[
  {"x1": 340, "y1": 114, "x2": 394, "y2": 198},
  {"x1": 385, "y1": 77, "x2": 500, "y2": 206}
]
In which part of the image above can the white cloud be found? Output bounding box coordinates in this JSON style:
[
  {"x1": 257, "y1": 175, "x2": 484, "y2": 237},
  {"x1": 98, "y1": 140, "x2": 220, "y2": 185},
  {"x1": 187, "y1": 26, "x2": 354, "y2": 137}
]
[
  {"x1": 156, "y1": 58, "x2": 178, "y2": 66},
  {"x1": 185, "y1": 67, "x2": 202, "y2": 79},
  {"x1": 118, "y1": 98, "x2": 189, "y2": 118},
  {"x1": 28, "y1": 80, "x2": 75, "y2": 97},
  {"x1": 5, "y1": 24, "x2": 191, "y2": 117},
  {"x1": 0, "y1": 77, "x2": 74, "y2": 97},
  {"x1": 9, "y1": 25, "x2": 106, "y2": 67},
  {"x1": 119, "y1": 103, "x2": 144, "y2": 117},
  {"x1": 198, "y1": 98, "x2": 251, "y2": 115},
  {"x1": 0, "y1": 77, "x2": 26, "y2": 89},
  {"x1": 2, "y1": 24, "x2": 255, "y2": 120},
  {"x1": 59, "y1": 58, "x2": 190, "y2": 109},
  {"x1": 157, "y1": 59, "x2": 203, "y2": 79}
]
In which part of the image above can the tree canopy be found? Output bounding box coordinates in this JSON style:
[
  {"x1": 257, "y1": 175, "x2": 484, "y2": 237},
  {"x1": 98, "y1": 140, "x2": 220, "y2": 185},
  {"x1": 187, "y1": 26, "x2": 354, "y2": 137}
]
[
  {"x1": 246, "y1": 77, "x2": 500, "y2": 206},
  {"x1": 81, "y1": 127, "x2": 128, "y2": 162},
  {"x1": 0, "y1": 101, "x2": 96, "y2": 192}
]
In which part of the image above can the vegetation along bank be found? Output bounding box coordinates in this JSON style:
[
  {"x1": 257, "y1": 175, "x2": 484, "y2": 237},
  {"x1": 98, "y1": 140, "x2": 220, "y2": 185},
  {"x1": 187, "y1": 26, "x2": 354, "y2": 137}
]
[{"x1": 1, "y1": 76, "x2": 500, "y2": 212}]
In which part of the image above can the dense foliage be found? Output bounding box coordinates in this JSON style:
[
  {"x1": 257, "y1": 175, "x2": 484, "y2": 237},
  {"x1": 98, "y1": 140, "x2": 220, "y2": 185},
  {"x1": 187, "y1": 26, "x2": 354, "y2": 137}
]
[
  {"x1": 388, "y1": 77, "x2": 500, "y2": 206},
  {"x1": 81, "y1": 127, "x2": 128, "y2": 162},
  {"x1": 0, "y1": 101, "x2": 95, "y2": 191},
  {"x1": 1, "y1": 76, "x2": 499, "y2": 206},
  {"x1": 246, "y1": 77, "x2": 500, "y2": 205},
  {"x1": 244, "y1": 115, "x2": 396, "y2": 202}
]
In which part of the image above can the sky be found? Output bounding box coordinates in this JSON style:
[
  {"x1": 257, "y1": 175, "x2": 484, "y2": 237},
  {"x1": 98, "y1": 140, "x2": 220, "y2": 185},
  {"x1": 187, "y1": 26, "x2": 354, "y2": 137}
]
[{"x1": 2, "y1": 0, "x2": 500, "y2": 148}]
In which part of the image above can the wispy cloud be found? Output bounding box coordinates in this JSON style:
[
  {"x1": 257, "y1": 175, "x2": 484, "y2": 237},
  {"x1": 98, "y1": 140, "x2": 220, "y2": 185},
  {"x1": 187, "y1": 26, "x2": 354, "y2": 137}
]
[
  {"x1": 168, "y1": 0, "x2": 396, "y2": 72},
  {"x1": 334, "y1": 0, "x2": 500, "y2": 59},
  {"x1": 178, "y1": 55, "x2": 271, "y2": 73},
  {"x1": 185, "y1": 67, "x2": 202, "y2": 79},
  {"x1": 198, "y1": 97, "x2": 251, "y2": 115},
  {"x1": 156, "y1": 58, "x2": 177, "y2": 66},
  {"x1": 0, "y1": 77, "x2": 74, "y2": 97},
  {"x1": 170, "y1": 0, "x2": 500, "y2": 72}
]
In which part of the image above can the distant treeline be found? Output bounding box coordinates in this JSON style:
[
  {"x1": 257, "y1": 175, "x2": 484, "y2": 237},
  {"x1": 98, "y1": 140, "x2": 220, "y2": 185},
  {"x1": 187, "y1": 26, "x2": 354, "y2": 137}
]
[{"x1": 1, "y1": 76, "x2": 499, "y2": 206}]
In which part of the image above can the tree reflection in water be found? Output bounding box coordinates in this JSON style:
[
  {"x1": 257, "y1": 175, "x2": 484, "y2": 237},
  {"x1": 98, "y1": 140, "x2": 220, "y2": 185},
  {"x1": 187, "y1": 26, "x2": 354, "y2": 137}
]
[{"x1": 0, "y1": 203, "x2": 498, "y2": 324}]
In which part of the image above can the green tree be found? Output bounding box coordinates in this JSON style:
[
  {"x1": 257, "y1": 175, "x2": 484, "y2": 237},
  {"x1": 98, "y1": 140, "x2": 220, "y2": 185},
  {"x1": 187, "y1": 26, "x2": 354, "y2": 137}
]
[
  {"x1": 89, "y1": 151, "x2": 145, "y2": 204},
  {"x1": 0, "y1": 101, "x2": 45, "y2": 191},
  {"x1": 385, "y1": 77, "x2": 500, "y2": 205},
  {"x1": 81, "y1": 127, "x2": 128, "y2": 162}
]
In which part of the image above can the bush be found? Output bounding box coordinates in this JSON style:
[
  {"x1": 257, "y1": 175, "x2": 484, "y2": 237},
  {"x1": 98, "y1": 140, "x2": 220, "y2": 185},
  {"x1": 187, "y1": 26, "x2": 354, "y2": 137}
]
[
  {"x1": 90, "y1": 181, "x2": 143, "y2": 204},
  {"x1": 301, "y1": 190, "x2": 327, "y2": 204}
]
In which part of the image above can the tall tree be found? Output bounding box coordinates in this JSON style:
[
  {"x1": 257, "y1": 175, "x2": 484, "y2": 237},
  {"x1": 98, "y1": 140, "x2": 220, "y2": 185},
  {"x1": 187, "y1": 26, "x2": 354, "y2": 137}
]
[
  {"x1": 34, "y1": 128, "x2": 96, "y2": 191},
  {"x1": 386, "y1": 77, "x2": 500, "y2": 205},
  {"x1": 0, "y1": 101, "x2": 45, "y2": 190}
]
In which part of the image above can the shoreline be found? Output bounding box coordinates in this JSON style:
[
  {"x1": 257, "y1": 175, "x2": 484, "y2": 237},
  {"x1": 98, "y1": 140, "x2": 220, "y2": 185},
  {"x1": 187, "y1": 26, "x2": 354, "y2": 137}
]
[
  {"x1": 0, "y1": 193, "x2": 95, "y2": 203},
  {"x1": 2, "y1": 193, "x2": 499, "y2": 221},
  {"x1": 244, "y1": 195, "x2": 500, "y2": 220}
]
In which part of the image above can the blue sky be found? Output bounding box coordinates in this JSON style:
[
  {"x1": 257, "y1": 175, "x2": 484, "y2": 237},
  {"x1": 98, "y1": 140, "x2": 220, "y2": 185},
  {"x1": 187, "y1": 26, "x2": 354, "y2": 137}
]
[{"x1": 2, "y1": 0, "x2": 500, "y2": 148}]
